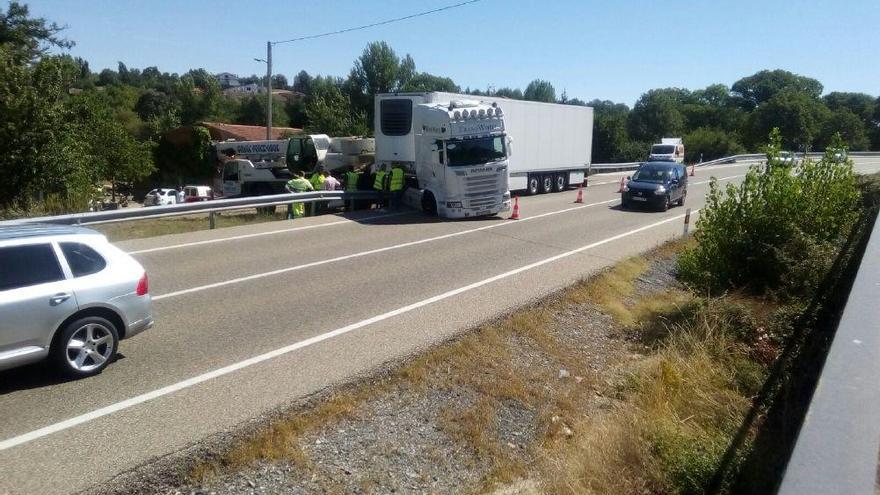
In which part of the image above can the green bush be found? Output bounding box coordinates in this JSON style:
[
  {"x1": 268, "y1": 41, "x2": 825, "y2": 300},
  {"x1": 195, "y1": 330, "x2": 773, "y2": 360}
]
[{"x1": 678, "y1": 129, "x2": 860, "y2": 300}]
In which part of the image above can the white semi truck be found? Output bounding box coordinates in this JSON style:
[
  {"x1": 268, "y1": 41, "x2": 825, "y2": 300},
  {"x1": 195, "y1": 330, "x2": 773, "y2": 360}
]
[
  {"x1": 216, "y1": 135, "x2": 374, "y2": 197},
  {"x1": 374, "y1": 92, "x2": 593, "y2": 218}
]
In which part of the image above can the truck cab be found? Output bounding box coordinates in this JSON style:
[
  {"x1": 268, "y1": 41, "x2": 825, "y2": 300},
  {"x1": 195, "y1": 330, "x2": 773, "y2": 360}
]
[{"x1": 375, "y1": 93, "x2": 511, "y2": 218}]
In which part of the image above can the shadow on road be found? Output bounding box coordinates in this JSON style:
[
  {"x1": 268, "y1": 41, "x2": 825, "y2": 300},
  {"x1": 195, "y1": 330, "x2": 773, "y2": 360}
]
[{"x1": 0, "y1": 353, "x2": 126, "y2": 395}]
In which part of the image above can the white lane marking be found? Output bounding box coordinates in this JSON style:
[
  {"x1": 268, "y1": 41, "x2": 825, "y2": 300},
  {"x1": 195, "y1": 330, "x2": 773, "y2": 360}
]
[
  {"x1": 152, "y1": 175, "x2": 740, "y2": 301},
  {"x1": 0, "y1": 209, "x2": 698, "y2": 451},
  {"x1": 127, "y1": 211, "x2": 412, "y2": 255},
  {"x1": 152, "y1": 198, "x2": 617, "y2": 300}
]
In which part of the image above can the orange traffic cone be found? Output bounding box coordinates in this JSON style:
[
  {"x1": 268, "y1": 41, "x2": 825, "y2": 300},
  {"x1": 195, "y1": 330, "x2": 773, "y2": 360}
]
[
  {"x1": 575, "y1": 184, "x2": 584, "y2": 203},
  {"x1": 509, "y1": 196, "x2": 520, "y2": 220},
  {"x1": 617, "y1": 177, "x2": 627, "y2": 193},
  {"x1": 690, "y1": 163, "x2": 695, "y2": 176}
]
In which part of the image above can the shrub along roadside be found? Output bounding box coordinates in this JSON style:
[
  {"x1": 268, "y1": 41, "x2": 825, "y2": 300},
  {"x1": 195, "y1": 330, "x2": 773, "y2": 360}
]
[{"x1": 677, "y1": 129, "x2": 860, "y2": 300}]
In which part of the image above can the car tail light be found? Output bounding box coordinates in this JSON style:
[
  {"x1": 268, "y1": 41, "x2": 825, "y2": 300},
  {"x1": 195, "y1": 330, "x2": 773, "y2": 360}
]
[{"x1": 136, "y1": 273, "x2": 149, "y2": 296}]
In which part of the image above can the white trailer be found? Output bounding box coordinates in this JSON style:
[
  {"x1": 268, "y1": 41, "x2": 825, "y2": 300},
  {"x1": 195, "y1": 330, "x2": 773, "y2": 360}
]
[{"x1": 496, "y1": 99, "x2": 594, "y2": 194}]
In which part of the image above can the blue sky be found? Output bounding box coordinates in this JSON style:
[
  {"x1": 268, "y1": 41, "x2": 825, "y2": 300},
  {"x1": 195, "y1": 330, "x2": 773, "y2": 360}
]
[{"x1": 23, "y1": 0, "x2": 880, "y2": 105}]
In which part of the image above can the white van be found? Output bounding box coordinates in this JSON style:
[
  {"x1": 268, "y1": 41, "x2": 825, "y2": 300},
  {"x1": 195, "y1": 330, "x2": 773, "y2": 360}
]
[{"x1": 648, "y1": 138, "x2": 685, "y2": 163}]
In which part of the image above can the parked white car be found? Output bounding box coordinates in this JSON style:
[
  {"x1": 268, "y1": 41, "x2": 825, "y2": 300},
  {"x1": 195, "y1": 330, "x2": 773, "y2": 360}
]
[
  {"x1": 143, "y1": 188, "x2": 178, "y2": 206},
  {"x1": 0, "y1": 225, "x2": 153, "y2": 377}
]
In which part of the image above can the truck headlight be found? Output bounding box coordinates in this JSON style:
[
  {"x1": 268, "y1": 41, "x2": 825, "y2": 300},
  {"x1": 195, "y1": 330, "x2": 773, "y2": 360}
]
[
  {"x1": 655, "y1": 186, "x2": 666, "y2": 194},
  {"x1": 446, "y1": 201, "x2": 462, "y2": 208}
]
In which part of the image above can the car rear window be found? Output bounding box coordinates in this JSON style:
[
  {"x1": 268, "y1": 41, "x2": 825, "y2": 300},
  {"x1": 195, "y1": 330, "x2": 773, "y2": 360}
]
[
  {"x1": 60, "y1": 242, "x2": 107, "y2": 277},
  {"x1": 0, "y1": 244, "x2": 65, "y2": 291}
]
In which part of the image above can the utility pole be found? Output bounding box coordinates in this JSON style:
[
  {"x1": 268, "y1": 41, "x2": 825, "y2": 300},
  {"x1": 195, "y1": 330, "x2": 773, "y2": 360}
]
[{"x1": 266, "y1": 41, "x2": 273, "y2": 140}]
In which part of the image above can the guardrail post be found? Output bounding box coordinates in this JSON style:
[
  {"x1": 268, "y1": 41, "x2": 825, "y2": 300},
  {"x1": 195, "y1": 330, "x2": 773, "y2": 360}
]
[
  {"x1": 208, "y1": 211, "x2": 216, "y2": 229},
  {"x1": 310, "y1": 201, "x2": 316, "y2": 217},
  {"x1": 683, "y1": 208, "x2": 691, "y2": 237},
  {"x1": 286, "y1": 203, "x2": 294, "y2": 220}
]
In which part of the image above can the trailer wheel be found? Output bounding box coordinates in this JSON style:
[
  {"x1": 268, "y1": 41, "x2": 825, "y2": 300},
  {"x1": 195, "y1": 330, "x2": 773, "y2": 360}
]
[
  {"x1": 527, "y1": 175, "x2": 540, "y2": 196},
  {"x1": 541, "y1": 175, "x2": 554, "y2": 194},
  {"x1": 553, "y1": 173, "x2": 567, "y2": 192},
  {"x1": 421, "y1": 191, "x2": 438, "y2": 216}
]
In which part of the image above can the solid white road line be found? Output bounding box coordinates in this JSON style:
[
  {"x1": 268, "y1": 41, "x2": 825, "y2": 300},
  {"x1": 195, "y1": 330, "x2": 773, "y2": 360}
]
[
  {"x1": 152, "y1": 175, "x2": 741, "y2": 301},
  {"x1": 128, "y1": 211, "x2": 413, "y2": 255},
  {"x1": 151, "y1": 198, "x2": 618, "y2": 300},
  {"x1": 0, "y1": 209, "x2": 698, "y2": 451}
]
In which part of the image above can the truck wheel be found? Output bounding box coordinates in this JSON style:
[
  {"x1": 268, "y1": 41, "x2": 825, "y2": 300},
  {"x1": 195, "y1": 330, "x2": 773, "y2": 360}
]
[
  {"x1": 421, "y1": 191, "x2": 438, "y2": 216},
  {"x1": 527, "y1": 175, "x2": 540, "y2": 196},
  {"x1": 676, "y1": 193, "x2": 686, "y2": 207},
  {"x1": 541, "y1": 175, "x2": 553, "y2": 194},
  {"x1": 553, "y1": 173, "x2": 567, "y2": 192},
  {"x1": 660, "y1": 195, "x2": 670, "y2": 212}
]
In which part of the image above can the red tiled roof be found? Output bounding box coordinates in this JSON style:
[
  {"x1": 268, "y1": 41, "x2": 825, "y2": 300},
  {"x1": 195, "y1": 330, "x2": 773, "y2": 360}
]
[{"x1": 200, "y1": 122, "x2": 303, "y2": 141}]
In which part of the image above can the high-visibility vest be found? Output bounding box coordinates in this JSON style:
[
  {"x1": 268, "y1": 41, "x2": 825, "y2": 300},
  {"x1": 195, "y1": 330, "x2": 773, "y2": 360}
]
[
  {"x1": 287, "y1": 177, "x2": 313, "y2": 193},
  {"x1": 309, "y1": 173, "x2": 325, "y2": 190},
  {"x1": 389, "y1": 167, "x2": 404, "y2": 191},
  {"x1": 373, "y1": 171, "x2": 387, "y2": 191},
  {"x1": 345, "y1": 171, "x2": 359, "y2": 192}
]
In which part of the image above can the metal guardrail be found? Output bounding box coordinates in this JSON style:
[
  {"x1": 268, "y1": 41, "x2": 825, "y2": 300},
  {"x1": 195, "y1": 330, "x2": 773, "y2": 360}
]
[
  {"x1": 3, "y1": 152, "x2": 878, "y2": 227},
  {"x1": 0, "y1": 190, "x2": 381, "y2": 227},
  {"x1": 777, "y1": 212, "x2": 880, "y2": 495}
]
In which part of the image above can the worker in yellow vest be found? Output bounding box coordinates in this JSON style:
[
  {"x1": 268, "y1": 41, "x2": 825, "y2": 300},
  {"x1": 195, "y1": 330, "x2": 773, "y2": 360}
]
[
  {"x1": 389, "y1": 164, "x2": 405, "y2": 210},
  {"x1": 285, "y1": 171, "x2": 313, "y2": 217},
  {"x1": 373, "y1": 164, "x2": 388, "y2": 209},
  {"x1": 309, "y1": 166, "x2": 326, "y2": 191},
  {"x1": 345, "y1": 166, "x2": 360, "y2": 192}
]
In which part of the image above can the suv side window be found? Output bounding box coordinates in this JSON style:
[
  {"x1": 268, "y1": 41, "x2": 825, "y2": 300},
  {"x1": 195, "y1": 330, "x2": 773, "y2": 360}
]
[
  {"x1": 0, "y1": 244, "x2": 65, "y2": 291},
  {"x1": 60, "y1": 242, "x2": 107, "y2": 277}
]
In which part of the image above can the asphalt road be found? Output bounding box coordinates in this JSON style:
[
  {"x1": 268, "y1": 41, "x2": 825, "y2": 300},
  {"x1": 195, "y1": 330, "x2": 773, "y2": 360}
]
[{"x1": 1, "y1": 159, "x2": 878, "y2": 494}]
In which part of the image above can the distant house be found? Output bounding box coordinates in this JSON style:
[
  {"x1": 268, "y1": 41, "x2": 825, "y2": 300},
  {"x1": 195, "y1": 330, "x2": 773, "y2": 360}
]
[
  {"x1": 215, "y1": 72, "x2": 240, "y2": 88},
  {"x1": 223, "y1": 83, "x2": 263, "y2": 96}
]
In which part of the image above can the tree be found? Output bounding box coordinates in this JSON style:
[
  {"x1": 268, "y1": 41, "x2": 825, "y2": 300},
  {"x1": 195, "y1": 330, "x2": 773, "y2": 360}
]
[
  {"x1": 235, "y1": 94, "x2": 290, "y2": 128},
  {"x1": 402, "y1": 72, "x2": 459, "y2": 93},
  {"x1": 292, "y1": 70, "x2": 313, "y2": 94},
  {"x1": 0, "y1": 2, "x2": 73, "y2": 62},
  {"x1": 627, "y1": 88, "x2": 686, "y2": 142},
  {"x1": 822, "y1": 92, "x2": 875, "y2": 123},
  {"x1": 731, "y1": 69, "x2": 823, "y2": 110},
  {"x1": 134, "y1": 89, "x2": 172, "y2": 121},
  {"x1": 746, "y1": 88, "x2": 829, "y2": 150},
  {"x1": 305, "y1": 76, "x2": 367, "y2": 136},
  {"x1": 523, "y1": 79, "x2": 555, "y2": 102},
  {"x1": 346, "y1": 41, "x2": 403, "y2": 126},
  {"x1": 493, "y1": 87, "x2": 522, "y2": 99},
  {"x1": 271, "y1": 73, "x2": 288, "y2": 89},
  {"x1": 684, "y1": 127, "x2": 745, "y2": 162},
  {"x1": 816, "y1": 108, "x2": 869, "y2": 151},
  {"x1": 97, "y1": 68, "x2": 118, "y2": 86}
]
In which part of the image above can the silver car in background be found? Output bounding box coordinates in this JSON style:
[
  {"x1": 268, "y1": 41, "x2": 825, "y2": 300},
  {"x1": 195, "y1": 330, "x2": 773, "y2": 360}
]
[{"x1": 0, "y1": 225, "x2": 153, "y2": 377}]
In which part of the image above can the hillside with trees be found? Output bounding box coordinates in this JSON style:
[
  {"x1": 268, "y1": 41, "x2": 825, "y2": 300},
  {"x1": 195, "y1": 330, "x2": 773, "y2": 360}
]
[{"x1": 2, "y1": 1, "x2": 878, "y2": 214}]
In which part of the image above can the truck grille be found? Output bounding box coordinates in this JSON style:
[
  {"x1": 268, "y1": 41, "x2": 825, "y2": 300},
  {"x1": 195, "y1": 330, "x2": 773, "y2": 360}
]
[
  {"x1": 464, "y1": 175, "x2": 498, "y2": 198},
  {"x1": 468, "y1": 197, "x2": 497, "y2": 209}
]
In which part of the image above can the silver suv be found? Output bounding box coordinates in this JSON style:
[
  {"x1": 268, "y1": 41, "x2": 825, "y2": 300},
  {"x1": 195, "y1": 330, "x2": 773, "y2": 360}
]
[{"x1": 0, "y1": 225, "x2": 153, "y2": 377}]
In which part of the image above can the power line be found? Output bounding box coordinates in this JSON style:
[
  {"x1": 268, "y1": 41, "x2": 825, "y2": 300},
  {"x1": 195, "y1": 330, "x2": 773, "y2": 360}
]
[{"x1": 272, "y1": 0, "x2": 483, "y2": 45}]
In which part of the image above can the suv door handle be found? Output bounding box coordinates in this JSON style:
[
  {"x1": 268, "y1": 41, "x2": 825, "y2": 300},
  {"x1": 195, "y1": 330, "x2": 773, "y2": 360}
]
[{"x1": 50, "y1": 293, "x2": 71, "y2": 305}]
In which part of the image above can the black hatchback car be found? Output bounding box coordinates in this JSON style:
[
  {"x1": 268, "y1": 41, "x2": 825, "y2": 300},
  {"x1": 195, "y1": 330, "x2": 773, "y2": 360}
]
[{"x1": 621, "y1": 161, "x2": 688, "y2": 211}]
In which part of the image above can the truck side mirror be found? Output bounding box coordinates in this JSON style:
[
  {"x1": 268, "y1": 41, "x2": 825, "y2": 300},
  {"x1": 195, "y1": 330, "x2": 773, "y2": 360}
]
[{"x1": 506, "y1": 136, "x2": 513, "y2": 157}]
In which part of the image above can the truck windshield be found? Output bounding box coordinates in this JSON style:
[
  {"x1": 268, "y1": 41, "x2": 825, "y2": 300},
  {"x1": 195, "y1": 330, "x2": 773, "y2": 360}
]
[
  {"x1": 651, "y1": 145, "x2": 675, "y2": 154},
  {"x1": 446, "y1": 136, "x2": 506, "y2": 167}
]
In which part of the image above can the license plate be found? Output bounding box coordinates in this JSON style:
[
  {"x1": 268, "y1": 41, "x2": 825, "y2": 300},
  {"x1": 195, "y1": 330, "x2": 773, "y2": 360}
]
[
  {"x1": 632, "y1": 197, "x2": 647, "y2": 202},
  {"x1": 475, "y1": 209, "x2": 493, "y2": 216}
]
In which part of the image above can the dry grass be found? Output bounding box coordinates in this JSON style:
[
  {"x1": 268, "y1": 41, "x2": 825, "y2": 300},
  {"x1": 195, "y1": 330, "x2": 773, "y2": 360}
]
[
  {"x1": 188, "y1": 392, "x2": 366, "y2": 484},
  {"x1": 95, "y1": 209, "x2": 288, "y2": 242},
  {"x1": 185, "y1": 239, "x2": 768, "y2": 495}
]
